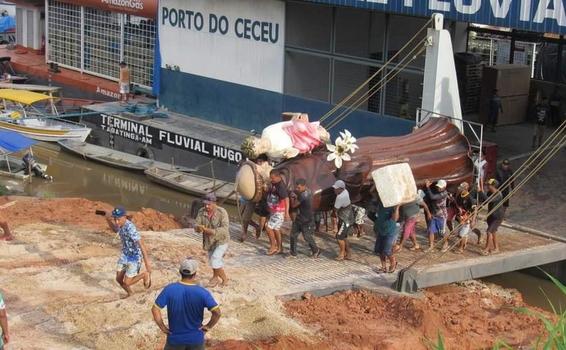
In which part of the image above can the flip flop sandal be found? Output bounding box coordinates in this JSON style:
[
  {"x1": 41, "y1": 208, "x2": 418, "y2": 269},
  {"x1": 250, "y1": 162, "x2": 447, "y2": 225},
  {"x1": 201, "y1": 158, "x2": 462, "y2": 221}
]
[
  {"x1": 388, "y1": 262, "x2": 398, "y2": 273},
  {"x1": 409, "y1": 245, "x2": 421, "y2": 251},
  {"x1": 267, "y1": 249, "x2": 279, "y2": 256},
  {"x1": 481, "y1": 250, "x2": 491, "y2": 256},
  {"x1": 207, "y1": 279, "x2": 220, "y2": 288},
  {"x1": 376, "y1": 267, "x2": 387, "y2": 274},
  {"x1": 335, "y1": 256, "x2": 345, "y2": 261}
]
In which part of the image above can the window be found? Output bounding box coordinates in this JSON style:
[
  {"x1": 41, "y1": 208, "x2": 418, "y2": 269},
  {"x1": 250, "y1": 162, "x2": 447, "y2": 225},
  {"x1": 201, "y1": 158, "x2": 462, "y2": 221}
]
[
  {"x1": 384, "y1": 70, "x2": 423, "y2": 119},
  {"x1": 47, "y1": 0, "x2": 81, "y2": 69},
  {"x1": 285, "y1": 51, "x2": 330, "y2": 102},
  {"x1": 335, "y1": 9, "x2": 385, "y2": 61},
  {"x1": 47, "y1": 1, "x2": 155, "y2": 87},
  {"x1": 286, "y1": 2, "x2": 332, "y2": 51},
  {"x1": 84, "y1": 7, "x2": 121, "y2": 79},
  {"x1": 387, "y1": 15, "x2": 429, "y2": 69},
  {"x1": 333, "y1": 60, "x2": 381, "y2": 113}
]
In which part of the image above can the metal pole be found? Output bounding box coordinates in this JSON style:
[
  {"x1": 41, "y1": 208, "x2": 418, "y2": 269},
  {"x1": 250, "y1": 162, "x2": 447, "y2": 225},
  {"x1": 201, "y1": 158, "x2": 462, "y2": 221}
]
[
  {"x1": 44, "y1": 0, "x2": 49, "y2": 63},
  {"x1": 80, "y1": 5, "x2": 84, "y2": 73}
]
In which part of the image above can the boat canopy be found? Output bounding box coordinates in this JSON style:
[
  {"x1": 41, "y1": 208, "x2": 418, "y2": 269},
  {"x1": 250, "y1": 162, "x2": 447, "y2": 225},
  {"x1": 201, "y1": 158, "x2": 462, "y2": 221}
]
[
  {"x1": 0, "y1": 130, "x2": 36, "y2": 154},
  {"x1": 0, "y1": 89, "x2": 51, "y2": 105}
]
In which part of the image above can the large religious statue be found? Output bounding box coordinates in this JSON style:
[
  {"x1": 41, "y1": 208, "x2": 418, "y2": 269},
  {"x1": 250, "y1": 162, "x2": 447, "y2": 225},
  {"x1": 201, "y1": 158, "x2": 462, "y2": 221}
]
[
  {"x1": 240, "y1": 113, "x2": 330, "y2": 161},
  {"x1": 236, "y1": 117, "x2": 474, "y2": 211}
]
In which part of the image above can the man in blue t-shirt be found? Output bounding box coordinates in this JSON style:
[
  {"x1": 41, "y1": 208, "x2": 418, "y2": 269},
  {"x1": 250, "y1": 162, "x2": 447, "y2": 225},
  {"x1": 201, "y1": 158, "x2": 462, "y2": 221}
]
[{"x1": 152, "y1": 258, "x2": 221, "y2": 350}]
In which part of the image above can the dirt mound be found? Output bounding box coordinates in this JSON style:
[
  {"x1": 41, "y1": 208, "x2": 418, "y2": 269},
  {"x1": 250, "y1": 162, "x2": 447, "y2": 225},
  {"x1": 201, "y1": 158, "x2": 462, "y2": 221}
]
[
  {"x1": 0, "y1": 196, "x2": 181, "y2": 231},
  {"x1": 213, "y1": 283, "x2": 550, "y2": 350}
]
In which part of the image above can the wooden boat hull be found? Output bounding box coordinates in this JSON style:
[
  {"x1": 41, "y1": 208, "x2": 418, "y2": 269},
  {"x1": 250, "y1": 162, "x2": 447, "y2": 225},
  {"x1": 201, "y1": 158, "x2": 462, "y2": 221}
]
[
  {"x1": 0, "y1": 119, "x2": 91, "y2": 142},
  {"x1": 145, "y1": 167, "x2": 236, "y2": 204},
  {"x1": 58, "y1": 140, "x2": 195, "y2": 173}
]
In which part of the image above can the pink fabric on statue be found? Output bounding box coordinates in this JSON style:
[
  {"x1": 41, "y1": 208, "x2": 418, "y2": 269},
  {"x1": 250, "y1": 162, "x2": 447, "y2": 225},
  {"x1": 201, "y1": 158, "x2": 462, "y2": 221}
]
[{"x1": 282, "y1": 121, "x2": 322, "y2": 153}]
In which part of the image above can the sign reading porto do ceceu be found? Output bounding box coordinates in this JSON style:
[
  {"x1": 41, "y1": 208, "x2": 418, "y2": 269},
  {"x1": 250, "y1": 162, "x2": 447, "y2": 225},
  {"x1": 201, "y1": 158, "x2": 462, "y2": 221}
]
[{"x1": 161, "y1": 7, "x2": 280, "y2": 44}]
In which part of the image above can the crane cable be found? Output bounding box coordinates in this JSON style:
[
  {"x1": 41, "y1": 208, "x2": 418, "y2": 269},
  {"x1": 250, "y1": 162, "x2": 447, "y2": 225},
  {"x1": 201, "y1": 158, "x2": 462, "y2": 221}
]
[
  {"x1": 325, "y1": 42, "x2": 428, "y2": 131},
  {"x1": 318, "y1": 18, "x2": 433, "y2": 125},
  {"x1": 400, "y1": 119, "x2": 566, "y2": 271}
]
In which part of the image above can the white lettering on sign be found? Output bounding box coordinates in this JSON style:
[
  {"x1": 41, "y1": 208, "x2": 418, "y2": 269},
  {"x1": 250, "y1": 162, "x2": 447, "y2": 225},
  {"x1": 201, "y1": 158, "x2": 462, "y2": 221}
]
[
  {"x1": 101, "y1": 114, "x2": 153, "y2": 145},
  {"x1": 490, "y1": 0, "x2": 512, "y2": 19},
  {"x1": 455, "y1": 0, "x2": 482, "y2": 14},
  {"x1": 159, "y1": 0, "x2": 285, "y2": 93},
  {"x1": 429, "y1": 0, "x2": 451, "y2": 11},
  {"x1": 101, "y1": 0, "x2": 144, "y2": 11},
  {"x1": 534, "y1": 0, "x2": 566, "y2": 25},
  {"x1": 96, "y1": 86, "x2": 121, "y2": 100}
]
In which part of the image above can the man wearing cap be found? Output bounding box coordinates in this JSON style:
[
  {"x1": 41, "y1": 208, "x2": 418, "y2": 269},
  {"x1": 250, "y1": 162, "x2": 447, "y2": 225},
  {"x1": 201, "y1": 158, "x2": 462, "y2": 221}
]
[
  {"x1": 496, "y1": 159, "x2": 515, "y2": 212},
  {"x1": 105, "y1": 206, "x2": 152, "y2": 297},
  {"x1": 195, "y1": 193, "x2": 230, "y2": 287},
  {"x1": 425, "y1": 179, "x2": 449, "y2": 252},
  {"x1": 332, "y1": 180, "x2": 354, "y2": 261},
  {"x1": 152, "y1": 258, "x2": 221, "y2": 350},
  {"x1": 455, "y1": 188, "x2": 477, "y2": 253},
  {"x1": 479, "y1": 179, "x2": 506, "y2": 255}
]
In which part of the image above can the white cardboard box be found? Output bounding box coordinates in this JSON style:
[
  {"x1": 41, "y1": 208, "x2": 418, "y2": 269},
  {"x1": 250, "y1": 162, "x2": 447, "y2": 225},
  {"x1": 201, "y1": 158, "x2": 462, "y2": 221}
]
[{"x1": 371, "y1": 163, "x2": 417, "y2": 208}]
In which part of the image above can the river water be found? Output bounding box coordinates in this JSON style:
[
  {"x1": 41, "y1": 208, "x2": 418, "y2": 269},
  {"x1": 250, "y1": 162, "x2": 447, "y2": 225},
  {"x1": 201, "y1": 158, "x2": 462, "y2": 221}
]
[
  {"x1": 1, "y1": 144, "x2": 564, "y2": 312},
  {"x1": 0, "y1": 143, "x2": 237, "y2": 218}
]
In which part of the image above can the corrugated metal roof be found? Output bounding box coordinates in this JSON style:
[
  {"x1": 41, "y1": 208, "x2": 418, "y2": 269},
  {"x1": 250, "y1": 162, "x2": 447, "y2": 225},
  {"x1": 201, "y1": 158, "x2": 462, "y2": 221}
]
[{"x1": 297, "y1": 0, "x2": 566, "y2": 35}]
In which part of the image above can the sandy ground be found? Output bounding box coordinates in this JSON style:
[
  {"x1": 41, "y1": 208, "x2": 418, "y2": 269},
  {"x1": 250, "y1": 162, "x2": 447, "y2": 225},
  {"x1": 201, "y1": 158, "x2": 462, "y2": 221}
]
[{"x1": 0, "y1": 197, "x2": 553, "y2": 350}]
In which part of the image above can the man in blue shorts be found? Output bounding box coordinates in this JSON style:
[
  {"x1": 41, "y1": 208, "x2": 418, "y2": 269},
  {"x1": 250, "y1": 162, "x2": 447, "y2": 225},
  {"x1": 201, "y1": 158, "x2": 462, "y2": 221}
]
[
  {"x1": 105, "y1": 206, "x2": 152, "y2": 297},
  {"x1": 425, "y1": 179, "x2": 449, "y2": 252},
  {"x1": 370, "y1": 199, "x2": 400, "y2": 273},
  {"x1": 152, "y1": 258, "x2": 221, "y2": 350}
]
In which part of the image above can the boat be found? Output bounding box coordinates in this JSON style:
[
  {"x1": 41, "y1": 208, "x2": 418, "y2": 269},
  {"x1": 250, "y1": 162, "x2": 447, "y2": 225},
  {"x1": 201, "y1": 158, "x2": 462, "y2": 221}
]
[
  {"x1": 0, "y1": 130, "x2": 47, "y2": 180},
  {"x1": 0, "y1": 89, "x2": 91, "y2": 142},
  {"x1": 58, "y1": 139, "x2": 195, "y2": 173},
  {"x1": 145, "y1": 166, "x2": 237, "y2": 204}
]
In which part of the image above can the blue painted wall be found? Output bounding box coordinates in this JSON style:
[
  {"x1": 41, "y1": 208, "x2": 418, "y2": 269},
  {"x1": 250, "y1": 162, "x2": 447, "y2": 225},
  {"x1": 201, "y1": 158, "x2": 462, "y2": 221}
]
[{"x1": 159, "y1": 68, "x2": 414, "y2": 138}]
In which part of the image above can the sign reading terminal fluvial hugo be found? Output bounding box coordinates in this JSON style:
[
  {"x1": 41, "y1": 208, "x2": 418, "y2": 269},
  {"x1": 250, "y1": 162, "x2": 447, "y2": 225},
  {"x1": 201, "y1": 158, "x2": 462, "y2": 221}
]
[
  {"x1": 161, "y1": 7, "x2": 280, "y2": 44},
  {"x1": 306, "y1": 0, "x2": 566, "y2": 34}
]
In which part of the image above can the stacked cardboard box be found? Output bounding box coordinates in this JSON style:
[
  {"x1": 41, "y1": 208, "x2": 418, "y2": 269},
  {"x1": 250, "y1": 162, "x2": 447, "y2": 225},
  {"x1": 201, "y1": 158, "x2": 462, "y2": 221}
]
[{"x1": 479, "y1": 64, "x2": 531, "y2": 126}]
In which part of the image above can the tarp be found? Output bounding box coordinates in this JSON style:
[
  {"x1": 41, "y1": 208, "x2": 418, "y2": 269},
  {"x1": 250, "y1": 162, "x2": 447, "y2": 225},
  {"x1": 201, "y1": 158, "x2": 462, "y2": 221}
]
[
  {"x1": 0, "y1": 16, "x2": 15, "y2": 34},
  {"x1": 0, "y1": 89, "x2": 51, "y2": 105},
  {"x1": 0, "y1": 130, "x2": 36, "y2": 154}
]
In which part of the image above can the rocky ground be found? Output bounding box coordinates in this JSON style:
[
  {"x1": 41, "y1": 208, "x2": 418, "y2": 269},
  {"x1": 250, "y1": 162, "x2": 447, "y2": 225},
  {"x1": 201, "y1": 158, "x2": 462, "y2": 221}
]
[{"x1": 0, "y1": 197, "x2": 554, "y2": 350}]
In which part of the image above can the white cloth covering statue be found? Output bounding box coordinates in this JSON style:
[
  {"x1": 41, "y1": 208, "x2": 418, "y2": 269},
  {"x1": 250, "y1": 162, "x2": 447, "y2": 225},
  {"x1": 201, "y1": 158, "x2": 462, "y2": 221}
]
[{"x1": 241, "y1": 113, "x2": 330, "y2": 161}]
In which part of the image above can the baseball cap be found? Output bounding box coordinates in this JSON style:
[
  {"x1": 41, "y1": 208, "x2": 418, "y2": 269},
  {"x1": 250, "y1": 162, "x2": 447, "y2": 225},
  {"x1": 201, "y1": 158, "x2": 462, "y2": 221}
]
[
  {"x1": 487, "y1": 178, "x2": 499, "y2": 187},
  {"x1": 460, "y1": 190, "x2": 470, "y2": 198},
  {"x1": 179, "y1": 258, "x2": 199, "y2": 275},
  {"x1": 332, "y1": 180, "x2": 346, "y2": 189},
  {"x1": 203, "y1": 192, "x2": 217, "y2": 204},
  {"x1": 436, "y1": 179, "x2": 447, "y2": 189},
  {"x1": 502, "y1": 159, "x2": 510, "y2": 165},
  {"x1": 111, "y1": 206, "x2": 126, "y2": 218},
  {"x1": 458, "y1": 182, "x2": 469, "y2": 191}
]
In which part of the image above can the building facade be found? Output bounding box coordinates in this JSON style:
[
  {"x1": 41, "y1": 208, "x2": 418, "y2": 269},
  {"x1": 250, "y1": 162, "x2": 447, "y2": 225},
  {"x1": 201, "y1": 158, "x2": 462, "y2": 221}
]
[{"x1": 17, "y1": 0, "x2": 566, "y2": 136}]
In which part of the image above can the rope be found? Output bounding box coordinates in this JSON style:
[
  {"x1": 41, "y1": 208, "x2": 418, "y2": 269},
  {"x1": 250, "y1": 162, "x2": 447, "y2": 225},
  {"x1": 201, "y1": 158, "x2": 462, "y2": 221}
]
[
  {"x1": 318, "y1": 18, "x2": 433, "y2": 125},
  {"x1": 325, "y1": 42, "x2": 428, "y2": 131},
  {"x1": 429, "y1": 130, "x2": 566, "y2": 262},
  {"x1": 401, "y1": 119, "x2": 566, "y2": 270}
]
